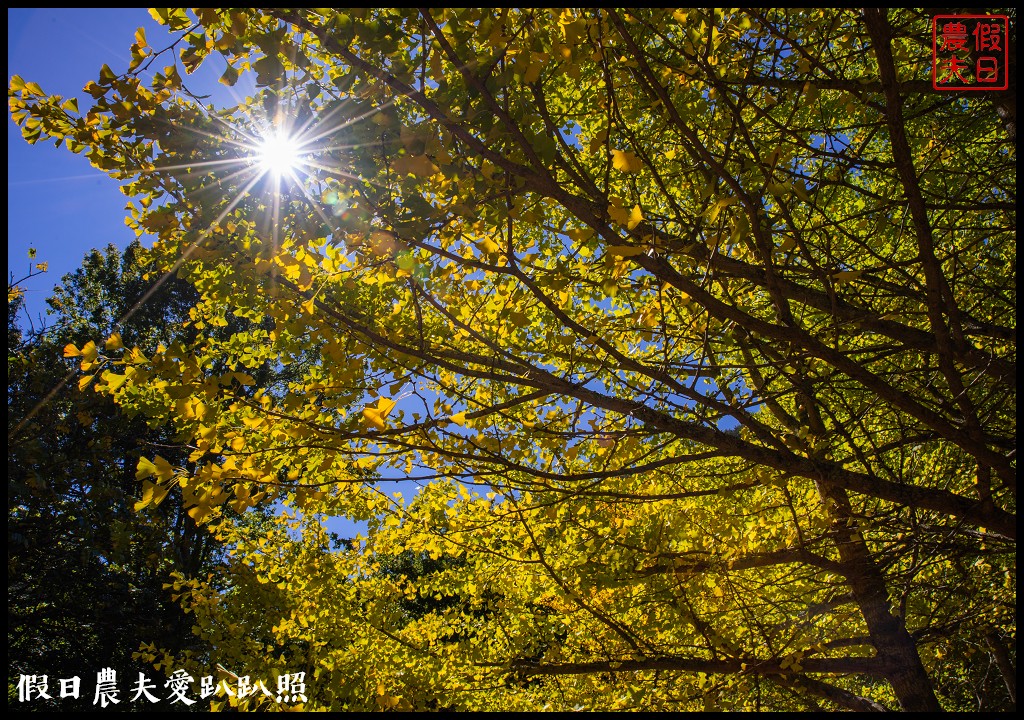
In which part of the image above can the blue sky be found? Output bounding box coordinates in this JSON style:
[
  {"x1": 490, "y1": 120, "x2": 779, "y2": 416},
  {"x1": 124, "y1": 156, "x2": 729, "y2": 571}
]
[
  {"x1": 8, "y1": 9, "x2": 371, "y2": 539},
  {"x1": 8, "y1": 10, "x2": 731, "y2": 540},
  {"x1": 9, "y1": 9, "x2": 158, "y2": 324},
  {"x1": 7, "y1": 8, "x2": 256, "y2": 325}
]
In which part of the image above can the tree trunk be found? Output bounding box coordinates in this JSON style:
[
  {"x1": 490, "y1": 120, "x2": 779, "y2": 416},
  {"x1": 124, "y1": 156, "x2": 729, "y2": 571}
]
[{"x1": 818, "y1": 482, "x2": 942, "y2": 712}]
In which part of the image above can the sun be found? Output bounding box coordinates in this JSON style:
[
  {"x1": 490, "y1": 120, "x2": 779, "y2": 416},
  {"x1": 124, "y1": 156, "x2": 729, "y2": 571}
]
[{"x1": 255, "y1": 131, "x2": 303, "y2": 177}]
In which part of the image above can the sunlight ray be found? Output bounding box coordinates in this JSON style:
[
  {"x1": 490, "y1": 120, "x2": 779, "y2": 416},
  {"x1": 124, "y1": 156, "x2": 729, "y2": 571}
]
[
  {"x1": 158, "y1": 118, "x2": 264, "y2": 153},
  {"x1": 11, "y1": 160, "x2": 271, "y2": 441},
  {"x1": 149, "y1": 157, "x2": 256, "y2": 173},
  {"x1": 297, "y1": 99, "x2": 399, "y2": 145}
]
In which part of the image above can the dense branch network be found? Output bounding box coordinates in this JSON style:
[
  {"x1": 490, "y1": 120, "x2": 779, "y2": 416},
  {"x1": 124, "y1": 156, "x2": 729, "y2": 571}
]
[{"x1": 10, "y1": 7, "x2": 1014, "y2": 712}]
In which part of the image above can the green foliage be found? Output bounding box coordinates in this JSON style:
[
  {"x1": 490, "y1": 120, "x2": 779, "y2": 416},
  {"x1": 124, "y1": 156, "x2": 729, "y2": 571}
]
[
  {"x1": 10, "y1": 8, "x2": 1015, "y2": 711},
  {"x1": 7, "y1": 243, "x2": 221, "y2": 709}
]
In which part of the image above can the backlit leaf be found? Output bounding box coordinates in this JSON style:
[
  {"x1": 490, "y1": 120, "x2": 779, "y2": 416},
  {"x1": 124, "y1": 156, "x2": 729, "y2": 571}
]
[{"x1": 611, "y1": 149, "x2": 643, "y2": 173}]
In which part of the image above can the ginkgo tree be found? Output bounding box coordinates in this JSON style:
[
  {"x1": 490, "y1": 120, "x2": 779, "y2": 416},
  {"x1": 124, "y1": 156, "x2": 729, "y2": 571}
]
[{"x1": 10, "y1": 7, "x2": 1015, "y2": 711}]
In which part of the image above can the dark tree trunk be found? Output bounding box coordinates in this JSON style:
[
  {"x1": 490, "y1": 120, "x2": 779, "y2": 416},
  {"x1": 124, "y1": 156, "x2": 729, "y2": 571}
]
[{"x1": 818, "y1": 482, "x2": 942, "y2": 712}]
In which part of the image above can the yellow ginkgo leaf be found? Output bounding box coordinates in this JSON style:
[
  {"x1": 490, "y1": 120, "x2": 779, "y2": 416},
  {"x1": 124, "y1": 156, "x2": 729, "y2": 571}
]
[
  {"x1": 833, "y1": 269, "x2": 863, "y2": 284},
  {"x1": 449, "y1": 411, "x2": 468, "y2": 426},
  {"x1": 627, "y1": 204, "x2": 643, "y2": 230},
  {"x1": 608, "y1": 203, "x2": 630, "y2": 225},
  {"x1": 477, "y1": 237, "x2": 500, "y2": 255},
  {"x1": 706, "y1": 197, "x2": 738, "y2": 224},
  {"x1": 509, "y1": 312, "x2": 530, "y2": 327},
  {"x1": 134, "y1": 481, "x2": 171, "y2": 512},
  {"x1": 362, "y1": 397, "x2": 397, "y2": 431},
  {"x1": 363, "y1": 408, "x2": 386, "y2": 430},
  {"x1": 791, "y1": 180, "x2": 811, "y2": 202},
  {"x1": 611, "y1": 149, "x2": 643, "y2": 173},
  {"x1": 392, "y1": 154, "x2": 439, "y2": 178},
  {"x1": 153, "y1": 455, "x2": 175, "y2": 481},
  {"x1": 137, "y1": 454, "x2": 175, "y2": 482},
  {"x1": 522, "y1": 57, "x2": 545, "y2": 84},
  {"x1": 135, "y1": 480, "x2": 157, "y2": 511},
  {"x1": 103, "y1": 372, "x2": 128, "y2": 392},
  {"x1": 151, "y1": 484, "x2": 170, "y2": 507},
  {"x1": 136, "y1": 456, "x2": 158, "y2": 481},
  {"x1": 188, "y1": 503, "x2": 214, "y2": 523}
]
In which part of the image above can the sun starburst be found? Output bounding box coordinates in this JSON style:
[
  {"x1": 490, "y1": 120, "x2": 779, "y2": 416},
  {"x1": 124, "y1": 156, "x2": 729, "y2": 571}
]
[{"x1": 255, "y1": 130, "x2": 303, "y2": 177}]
